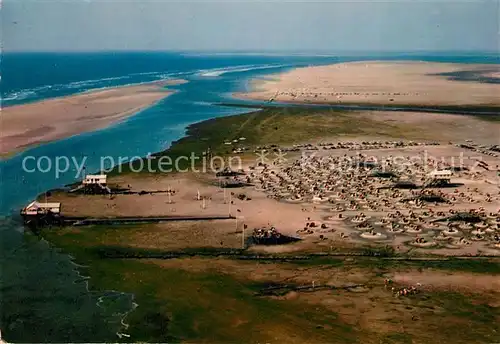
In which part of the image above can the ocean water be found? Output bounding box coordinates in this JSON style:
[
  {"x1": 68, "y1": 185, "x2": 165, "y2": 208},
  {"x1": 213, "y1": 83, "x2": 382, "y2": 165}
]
[{"x1": 0, "y1": 51, "x2": 498, "y2": 342}]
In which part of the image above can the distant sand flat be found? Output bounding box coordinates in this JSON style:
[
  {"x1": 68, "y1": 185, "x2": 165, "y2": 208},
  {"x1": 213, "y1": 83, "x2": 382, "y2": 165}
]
[
  {"x1": 0, "y1": 80, "x2": 186, "y2": 156},
  {"x1": 485, "y1": 71, "x2": 500, "y2": 79},
  {"x1": 237, "y1": 61, "x2": 500, "y2": 107}
]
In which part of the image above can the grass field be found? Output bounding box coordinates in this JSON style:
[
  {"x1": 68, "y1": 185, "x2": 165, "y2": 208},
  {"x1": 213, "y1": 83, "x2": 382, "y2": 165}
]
[
  {"x1": 115, "y1": 106, "x2": 440, "y2": 174},
  {"x1": 41, "y1": 224, "x2": 500, "y2": 343},
  {"x1": 115, "y1": 104, "x2": 498, "y2": 175},
  {"x1": 42, "y1": 226, "x2": 358, "y2": 343}
]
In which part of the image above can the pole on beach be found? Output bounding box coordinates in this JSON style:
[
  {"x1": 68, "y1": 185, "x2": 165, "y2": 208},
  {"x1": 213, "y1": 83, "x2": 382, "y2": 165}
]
[
  {"x1": 240, "y1": 219, "x2": 245, "y2": 250},
  {"x1": 241, "y1": 219, "x2": 244, "y2": 249},
  {"x1": 236, "y1": 216, "x2": 245, "y2": 249}
]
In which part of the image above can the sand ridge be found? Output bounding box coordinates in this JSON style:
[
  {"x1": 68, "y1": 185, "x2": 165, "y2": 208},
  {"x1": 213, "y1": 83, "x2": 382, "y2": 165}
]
[
  {"x1": 236, "y1": 61, "x2": 500, "y2": 107},
  {"x1": 0, "y1": 79, "x2": 187, "y2": 156}
]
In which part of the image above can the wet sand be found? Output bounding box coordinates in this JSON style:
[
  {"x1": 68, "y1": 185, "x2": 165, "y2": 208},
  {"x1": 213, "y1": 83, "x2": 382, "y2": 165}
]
[
  {"x1": 0, "y1": 79, "x2": 186, "y2": 156},
  {"x1": 236, "y1": 61, "x2": 500, "y2": 107}
]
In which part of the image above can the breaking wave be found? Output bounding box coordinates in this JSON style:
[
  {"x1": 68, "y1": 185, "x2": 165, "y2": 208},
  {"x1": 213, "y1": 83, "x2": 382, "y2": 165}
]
[
  {"x1": 1, "y1": 63, "x2": 285, "y2": 105},
  {"x1": 1, "y1": 72, "x2": 184, "y2": 105},
  {"x1": 197, "y1": 64, "x2": 288, "y2": 77}
]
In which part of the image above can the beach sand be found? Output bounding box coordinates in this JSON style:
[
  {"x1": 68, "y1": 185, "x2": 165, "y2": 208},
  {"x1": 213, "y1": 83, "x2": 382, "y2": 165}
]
[
  {"x1": 0, "y1": 79, "x2": 186, "y2": 156},
  {"x1": 236, "y1": 61, "x2": 500, "y2": 107}
]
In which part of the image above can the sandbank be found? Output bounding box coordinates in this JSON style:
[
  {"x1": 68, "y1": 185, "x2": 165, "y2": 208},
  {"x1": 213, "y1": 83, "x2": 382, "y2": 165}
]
[
  {"x1": 0, "y1": 79, "x2": 186, "y2": 156},
  {"x1": 236, "y1": 61, "x2": 500, "y2": 107}
]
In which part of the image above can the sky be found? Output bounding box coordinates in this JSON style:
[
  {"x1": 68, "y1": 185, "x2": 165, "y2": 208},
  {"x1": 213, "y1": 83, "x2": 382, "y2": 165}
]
[{"x1": 3, "y1": 0, "x2": 500, "y2": 52}]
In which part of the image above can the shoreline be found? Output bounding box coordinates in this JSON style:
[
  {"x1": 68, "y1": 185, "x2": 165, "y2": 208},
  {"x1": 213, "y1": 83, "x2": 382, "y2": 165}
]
[
  {"x1": 0, "y1": 79, "x2": 187, "y2": 157},
  {"x1": 235, "y1": 60, "x2": 500, "y2": 107},
  {"x1": 1, "y1": 79, "x2": 188, "y2": 110},
  {"x1": 103, "y1": 99, "x2": 499, "y2": 177},
  {"x1": 217, "y1": 101, "x2": 500, "y2": 118}
]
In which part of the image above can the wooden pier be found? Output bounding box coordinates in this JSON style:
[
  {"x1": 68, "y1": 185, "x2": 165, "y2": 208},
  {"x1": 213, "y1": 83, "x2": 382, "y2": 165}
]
[
  {"x1": 20, "y1": 189, "x2": 237, "y2": 230},
  {"x1": 22, "y1": 214, "x2": 235, "y2": 229},
  {"x1": 20, "y1": 199, "x2": 235, "y2": 229},
  {"x1": 66, "y1": 215, "x2": 235, "y2": 226}
]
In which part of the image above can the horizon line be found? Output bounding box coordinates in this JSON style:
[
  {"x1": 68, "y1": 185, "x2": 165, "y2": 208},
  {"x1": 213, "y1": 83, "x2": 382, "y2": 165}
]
[{"x1": 3, "y1": 49, "x2": 500, "y2": 55}]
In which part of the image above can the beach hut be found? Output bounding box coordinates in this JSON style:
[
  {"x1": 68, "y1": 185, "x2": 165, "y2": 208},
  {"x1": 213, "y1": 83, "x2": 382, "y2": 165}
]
[
  {"x1": 216, "y1": 167, "x2": 244, "y2": 177},
  {"x1": 429, "y1": 170, "x2": 452, "y2": 180},
  {"x1": 81, "y1": 174, "x2": 111, "y2": 194},
  {"x1": 21, "y1": 201, "x2": 61, "y2": 216},
  {"x1": 20, "y1": 200, "x2": 62, "y2": 228},
  {"x1": 426, "y1": 170, "x2": 452, "y2": 187},
  {"x1": 83, "y1": 174, "x2": 107, "y2": 186}
]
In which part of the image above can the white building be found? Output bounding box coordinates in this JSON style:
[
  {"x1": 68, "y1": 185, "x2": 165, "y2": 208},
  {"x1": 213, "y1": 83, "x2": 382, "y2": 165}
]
[
  {"x1": 21, "y1": 201, "x2": 61, "y2": 216},
  {"x1": 428, "y1": 170, "x2": 452, "y2": 180},
  {"x1": 83, "y1": 174, "x2": 107, "y2": 185}
]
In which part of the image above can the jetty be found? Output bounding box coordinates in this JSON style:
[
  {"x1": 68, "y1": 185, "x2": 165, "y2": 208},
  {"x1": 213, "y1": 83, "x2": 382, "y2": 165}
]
[
  {"x1": 20, "y1": 201, "x2": 63, "y2": 227},
  {"x1": 68, "y1": 215, "x2": 235, "y2": 226},
  {"x1": 69, "y1": 174, "x2": 111, "y2": 194},
  {"x1": 20, "y1": 200, "x2": 235, "y2": 229}
]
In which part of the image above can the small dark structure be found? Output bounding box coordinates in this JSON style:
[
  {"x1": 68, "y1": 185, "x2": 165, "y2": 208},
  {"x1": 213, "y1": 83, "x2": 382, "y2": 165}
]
[
  {"x1": 410, "y1": 193, "x2": 447, "y2": 203},
  {"x1": 446, "y1": 212, "x2": 483, "y2": 223},
  {"x1": 445, "y1": 166, "x2": 469, "y2": 172},
  {"x1": 219, "y1": 180, "x2": 249, "y2": 188},
  {"x1": 423, "y1": 179, "x2": 452, "y2": 188},
  {"x1": 490, "y1": 145, "x2": 500, "y2": 153},
  {"x1": 391, "y1": 181, "x2": 419, "y2": 189},
  {"x1": 216, "y1": 168, "x2": 244, "y2": 177},
  {"x1": 250, "y1": 227, "x2": 301, "y2": 245},
  {"x1": 434, "y1": 212, "x2": 483, "y2": 223},
  {"x1": 351, "y1": 161, "x2": 378, "y2": 169},
  {"x1": 370, "y1": 171, "x2": 398, "y2": 178},
  {"x1": 20, "y1": 201, "x2": 63, "y2": 228}
]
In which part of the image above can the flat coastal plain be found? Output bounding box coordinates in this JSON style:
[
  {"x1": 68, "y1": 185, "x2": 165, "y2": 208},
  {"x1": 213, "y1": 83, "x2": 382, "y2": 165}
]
[
  {"x1": 29, "y1": 60, "x2": 500, "y2": 343},
  {"x1": 236, "y1": 61, "x2": 500, "y2": 107}
]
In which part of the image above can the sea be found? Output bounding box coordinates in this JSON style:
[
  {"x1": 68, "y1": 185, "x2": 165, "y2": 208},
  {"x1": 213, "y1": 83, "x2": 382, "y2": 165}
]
[{"x1": 1, "y1": 51, "x2": 498, "y2": 342}]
